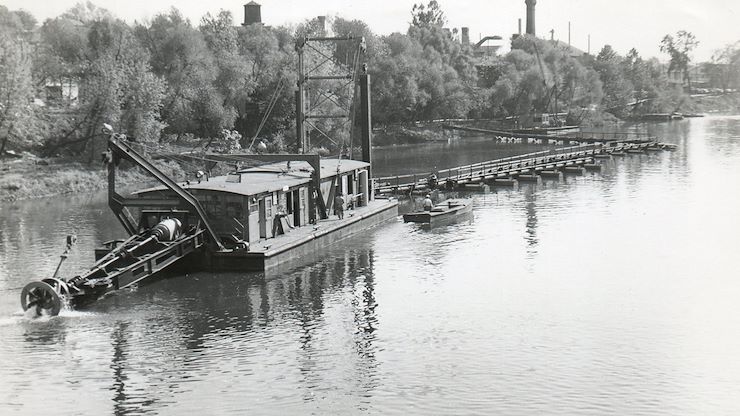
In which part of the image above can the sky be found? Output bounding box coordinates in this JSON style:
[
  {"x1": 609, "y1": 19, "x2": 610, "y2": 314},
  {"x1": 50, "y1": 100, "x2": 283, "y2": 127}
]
[{"x1": 4, "y1": 0, "x2": 740, "y2": 62}]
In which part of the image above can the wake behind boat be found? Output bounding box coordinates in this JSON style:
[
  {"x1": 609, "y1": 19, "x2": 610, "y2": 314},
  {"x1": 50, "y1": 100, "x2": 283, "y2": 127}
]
[{"x1": 403, "y1": 198, "x2": 473, "y2": 227}]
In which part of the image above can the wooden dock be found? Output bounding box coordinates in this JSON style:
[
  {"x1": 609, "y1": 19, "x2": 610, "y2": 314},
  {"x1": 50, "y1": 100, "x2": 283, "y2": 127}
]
[{"x1": 374, "y1": 141, "x2": 675, "y2": 194}]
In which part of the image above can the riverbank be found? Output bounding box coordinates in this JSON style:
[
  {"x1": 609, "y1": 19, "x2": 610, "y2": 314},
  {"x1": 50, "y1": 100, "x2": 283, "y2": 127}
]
[
  {"x1": 0, "y1": 156, "x2": 183, "y2": 202},
  {"x1": 4, "y1": 98, "x2": 736, "y2": 203},
  {"x1": 372, "y1": 124, "x2": 448, "y2": 146},
  {"x1": 683, "y1": 92, "x2": 740, "y2": 114},
  {"x1": 372, "y1": 94, "x2": 740, "y2": 146}
]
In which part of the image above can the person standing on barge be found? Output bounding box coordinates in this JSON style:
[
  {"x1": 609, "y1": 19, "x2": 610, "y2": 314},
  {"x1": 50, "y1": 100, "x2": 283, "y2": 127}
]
[{"x1": 334, "y1": 194, "x2": 345, "y2": 219}]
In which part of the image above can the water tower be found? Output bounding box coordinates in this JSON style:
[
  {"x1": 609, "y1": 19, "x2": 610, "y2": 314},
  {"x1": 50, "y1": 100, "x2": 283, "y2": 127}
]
[{"x1": 243, "y1": 1, "x2": 261, "y2": 26}]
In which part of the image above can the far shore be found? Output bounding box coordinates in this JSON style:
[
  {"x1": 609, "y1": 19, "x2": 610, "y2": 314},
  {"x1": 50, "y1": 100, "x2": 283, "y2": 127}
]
[{"x1": 3, "y1": 100, "x2": 739, "y2": 203}]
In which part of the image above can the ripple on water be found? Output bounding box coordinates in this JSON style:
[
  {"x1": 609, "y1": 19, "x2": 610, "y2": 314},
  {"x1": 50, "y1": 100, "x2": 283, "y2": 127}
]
[{"x1": 2, "y1": 118, "x2": 740, "y2": 415}]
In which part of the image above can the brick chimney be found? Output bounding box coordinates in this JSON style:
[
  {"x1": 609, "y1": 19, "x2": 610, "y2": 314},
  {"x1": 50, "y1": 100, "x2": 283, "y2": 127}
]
[
  {"x1": 242, "y1": 1, "x2": 261, "y2": 26},
  {"x1": 525, "y1": 0, "x2": 536, "y2": 36}
]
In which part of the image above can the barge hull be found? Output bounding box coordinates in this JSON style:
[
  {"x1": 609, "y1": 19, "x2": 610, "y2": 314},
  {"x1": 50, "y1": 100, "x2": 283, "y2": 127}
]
[{"x1": 206, "y1": 199, "x2": 398, "y2": 271}]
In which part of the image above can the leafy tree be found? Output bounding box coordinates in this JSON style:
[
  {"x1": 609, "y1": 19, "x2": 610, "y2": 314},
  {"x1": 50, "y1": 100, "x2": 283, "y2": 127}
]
[
  {"x1": 0, "y1": 7, "x2": 38, "y2": 153},
  {"x1": 332, "y1": 18, "x2": 380, "y2": 61},
  {"x1": 660, "y1": 30, "x2": 699, "y2": 91},
  {"x1": 81, "y1": 21, "x2": 165, "y2": 157},
  {"x1": 618, "y1": 48, "x2": 681, "y2": 114},
  {"x1": 622, "y1": 48, "x2": 647, "y2": 101},
  {"x1": 411, "y1": 0, "x2": 446, "y2": 28},
  {"x1": 36, "y1": 6, "x2": 166, "y2": 159},
  {"x1": 61, "y1": 1, "x2": 113, "y2": 23},
  {"x1": 370, "y1": 33, "x2": 424, "y2": 123},
  {"x1": 136, "y1": 8, "x2": 231, "y2": 141},
  {"x1": 500, "y1": 36, "x2": 602, "y2": 125},
  {"x1": 410, "y1": 17, "x2": 478, "y2": 118},
  {"x1": 236, "y1": 23, "x2": 296, "y2": 144},
  {"x1": 594, "y1": 45, "x2": 633, "y2": 117},
  {"x1": 369, "y1": 1, "x2": 483, "y2": 123},
  {"x1": 372, "y1": 27, "x2": 477, "y2": 122},
  {"x1": 0, "y1": 7, "x2": 36, "y2": 33},
  {"x1": 200, "y1": 10, "x2": 252, "y2": 116}
]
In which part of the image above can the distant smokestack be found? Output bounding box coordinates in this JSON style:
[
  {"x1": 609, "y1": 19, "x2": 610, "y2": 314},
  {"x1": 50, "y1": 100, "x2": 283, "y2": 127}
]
[
  {"x1": 550, "y1": 29, "x2": 554, "y2": 41},
  {"x1": 461, "y1": 27, "x2": 470, "y2": 45},
  {"x1": 525, "y1": 0, "x2": 536, "y2": 36},
  {"x1": 518, "y1": 18, "x2": 522, "y2": 35},
  {"x1": 242, "y1": 1, "x2": 261, "y2": 26},
  {"x1": 568, "y1": 21, "x2": 571, "y2": 46}
]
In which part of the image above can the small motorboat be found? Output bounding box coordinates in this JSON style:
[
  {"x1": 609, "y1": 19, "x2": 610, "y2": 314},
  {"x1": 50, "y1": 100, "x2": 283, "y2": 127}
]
[{"x1": 403, "y1": 198, "x2": 473, "y2": 227}]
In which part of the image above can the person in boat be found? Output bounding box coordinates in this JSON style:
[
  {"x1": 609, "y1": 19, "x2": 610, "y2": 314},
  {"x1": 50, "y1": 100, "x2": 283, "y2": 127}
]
[
  {"x1": 423, "y1": 194, "x2": 433, "y2": 212},
  {"x1": 334, "y1": 193, "x2": 345, "y2": 219}
]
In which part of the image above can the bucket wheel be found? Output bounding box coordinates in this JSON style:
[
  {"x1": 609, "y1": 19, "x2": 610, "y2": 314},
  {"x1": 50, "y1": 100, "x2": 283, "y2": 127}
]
[{"x1": 20, "y1": 278, "x2": 69, "y2": 317}]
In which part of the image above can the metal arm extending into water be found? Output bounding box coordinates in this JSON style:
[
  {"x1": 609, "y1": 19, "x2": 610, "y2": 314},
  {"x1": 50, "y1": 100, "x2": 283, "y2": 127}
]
[{"x1": 19, "y1": 125, "x2": 215, "y2": 317}]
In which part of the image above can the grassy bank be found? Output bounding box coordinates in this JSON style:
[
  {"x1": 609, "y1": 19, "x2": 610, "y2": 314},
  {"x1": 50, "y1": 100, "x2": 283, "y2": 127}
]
[
  {"x1": 373, "y1": 124, "x2": 448, "y2": 146},
  {"x1": 683, "y1": 92, "x2": 740, "y2": 114},
  {"x1": 0, "y1": 156, "x2": 184, "y2": 202}
]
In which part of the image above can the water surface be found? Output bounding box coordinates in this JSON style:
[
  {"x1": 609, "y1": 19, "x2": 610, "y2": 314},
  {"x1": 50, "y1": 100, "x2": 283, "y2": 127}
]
[{"x1": 1, "y1": 117, "x2": 739, "y2": 415}]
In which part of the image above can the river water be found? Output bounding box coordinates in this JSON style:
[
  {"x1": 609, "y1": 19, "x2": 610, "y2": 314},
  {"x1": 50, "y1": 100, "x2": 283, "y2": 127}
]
[{"x1": 1, "y1": 116, "x2": 739, "y2": 415}]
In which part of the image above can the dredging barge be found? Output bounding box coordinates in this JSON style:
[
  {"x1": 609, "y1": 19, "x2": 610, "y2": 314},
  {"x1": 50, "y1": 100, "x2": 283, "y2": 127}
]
[
  {"x1": 21, "y1": 126, "x2": 397, "y2": 317},
  {"x1": 20, "y1": 37, "x2": 398, "y2": 316}
]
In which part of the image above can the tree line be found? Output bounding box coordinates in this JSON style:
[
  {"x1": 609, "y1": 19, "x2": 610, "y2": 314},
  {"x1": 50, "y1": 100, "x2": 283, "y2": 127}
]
[{"x1": 1, "y1": 1, "x2": 738, "y2": 161}]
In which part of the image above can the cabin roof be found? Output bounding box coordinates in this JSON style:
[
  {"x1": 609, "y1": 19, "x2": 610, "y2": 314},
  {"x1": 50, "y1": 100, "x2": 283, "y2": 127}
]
[{"x1": 136, "y1": 158, "x2": 368, "y2": 197}]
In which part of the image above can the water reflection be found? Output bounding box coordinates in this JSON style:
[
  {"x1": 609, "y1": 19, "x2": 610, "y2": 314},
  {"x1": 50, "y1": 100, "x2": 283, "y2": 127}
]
[
  {"x1": 523, "y1": 187, "x2": 539, "y2": 258},
  {"x1": 3, "y1": 118, "x2": 740, "y2": 415},
  {"x1": 0, "y1": 191, "x2": 121, "y2": 313},
  {"x1": 97, "y1": 247, "x2": 380, "y2": 413},
  {"x1": 372, "y1": 136, "x2": 558, "y2": 176},
  {"x1": 109, "y1": 321, "x2": 160, "y2": 416}
]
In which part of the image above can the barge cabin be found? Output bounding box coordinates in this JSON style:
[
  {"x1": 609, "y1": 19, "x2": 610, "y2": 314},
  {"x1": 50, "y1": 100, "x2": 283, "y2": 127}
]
[
  {"x1": 136, "y1": 158, "x2": 371, "y2": 244},
  {"x1": 126, "y1": 151, "x2": 397, "y2": 271}
]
